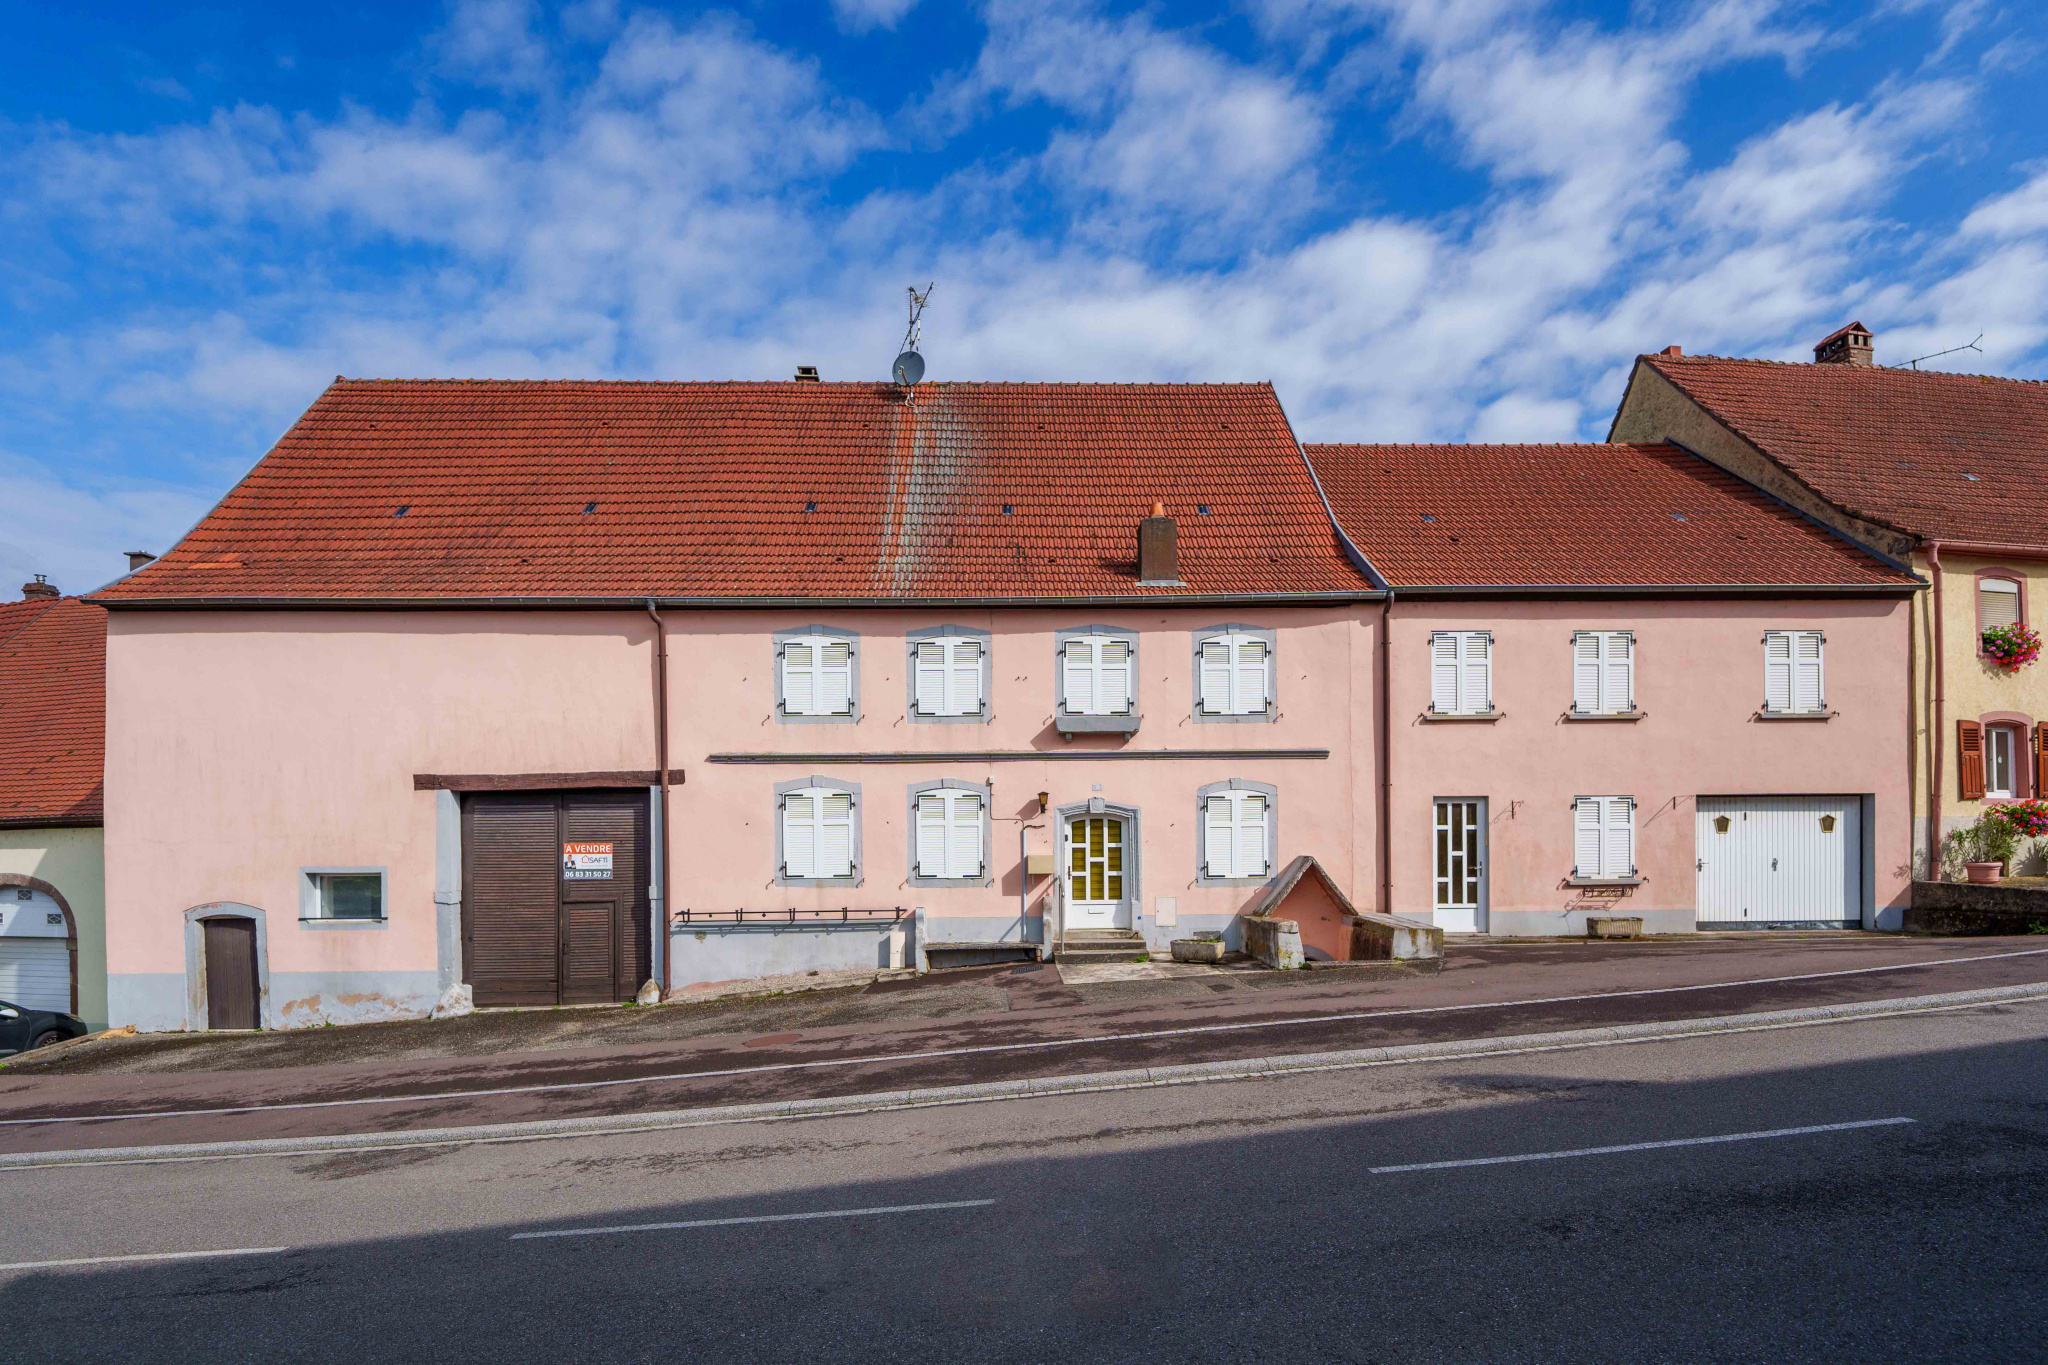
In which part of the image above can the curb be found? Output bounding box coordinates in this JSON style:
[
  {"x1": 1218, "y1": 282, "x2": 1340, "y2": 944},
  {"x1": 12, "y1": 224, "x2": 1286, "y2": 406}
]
[{"x1": 5, "y1": 981, "x2": 2045, "y2": 1170}]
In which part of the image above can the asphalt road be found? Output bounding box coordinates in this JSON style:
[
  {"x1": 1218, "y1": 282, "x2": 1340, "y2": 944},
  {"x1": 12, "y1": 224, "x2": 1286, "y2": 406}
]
[
  {"x1": 2, "y1": 993, "x2": 2044, "y2": 1362},
  {"x1": 6, "y1": 936, "x2": 2048, "y2": 1155}
]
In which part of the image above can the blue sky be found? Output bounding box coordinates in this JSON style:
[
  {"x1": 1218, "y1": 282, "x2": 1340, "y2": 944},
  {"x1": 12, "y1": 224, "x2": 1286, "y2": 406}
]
[{"x1": 3, "y1": 0, "x2": 2045, "y2": 591}]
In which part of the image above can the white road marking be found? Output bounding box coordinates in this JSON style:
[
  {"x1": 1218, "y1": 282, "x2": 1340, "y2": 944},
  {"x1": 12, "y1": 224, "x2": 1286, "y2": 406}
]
[
  {"x1": 510, "y1": 1199, "x2": 997, "y2": 1240},
  {"x1": 8, "y1": 946, "x2": 2045, "y2": 1129},
  {"x1": 1370, "y1": 1116, "x2": 1917, "y2": 1173},
  {"x1": 0, "y1": 1246, "x2": 287, "y2": 1273}
]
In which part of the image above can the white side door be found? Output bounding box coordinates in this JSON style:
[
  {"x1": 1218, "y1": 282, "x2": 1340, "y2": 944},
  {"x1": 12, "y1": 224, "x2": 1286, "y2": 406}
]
[
  {"x1": 1432, "y1": 798, "x2": 1487, "y2": 933},
  {"x1": 1696, "y1": 797, "x2": 1858, "y2": 924},
  {"x1": 1065, "y1": 816, "x2": 1131, "y2": 929}
]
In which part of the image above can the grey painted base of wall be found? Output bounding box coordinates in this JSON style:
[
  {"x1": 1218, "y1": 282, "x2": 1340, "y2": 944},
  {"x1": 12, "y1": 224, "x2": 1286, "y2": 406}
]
[
  {"x1": 1481, "y1": 908, "x2": 1697, "y2": 937},
  {"x1": 109, "y1": 970, "x2": 440, "y2": 1032},
  {"x1": 668, "y1": 921, "x2": 908, "y2": 991}
]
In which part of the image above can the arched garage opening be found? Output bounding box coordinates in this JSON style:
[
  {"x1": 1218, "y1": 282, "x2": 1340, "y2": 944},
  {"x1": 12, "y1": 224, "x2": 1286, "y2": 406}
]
[{"x1": 0, "y1": 874, "x2": 78, "y2": 1016}]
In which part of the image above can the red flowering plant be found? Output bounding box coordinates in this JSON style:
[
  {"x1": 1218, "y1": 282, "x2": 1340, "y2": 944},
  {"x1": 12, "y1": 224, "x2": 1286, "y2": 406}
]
[
  {"x1": 1988, "y1": 799, "x2": 2048, "y2": 841},
  {"x1": 1983, "y1": 622, "x2": 2042, "y2": 669}
]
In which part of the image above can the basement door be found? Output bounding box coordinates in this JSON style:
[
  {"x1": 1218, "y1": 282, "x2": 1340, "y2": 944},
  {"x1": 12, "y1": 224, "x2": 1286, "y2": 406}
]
[
  {"x1": 1695, "y1": 796, "x2": 1860, "y2": 928},
  {"x1": 462, "y1": 790, "x2": 652, "y2": 1007}
]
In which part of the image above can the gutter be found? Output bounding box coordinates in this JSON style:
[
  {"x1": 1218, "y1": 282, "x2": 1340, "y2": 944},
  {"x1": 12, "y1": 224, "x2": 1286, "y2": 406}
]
[
  {"x1": 1366, "y1": 582, "x2": 1921, "y2": 598},
  {"x1": 84, "y1": 590, "x2": 1388, "y2": 611}
]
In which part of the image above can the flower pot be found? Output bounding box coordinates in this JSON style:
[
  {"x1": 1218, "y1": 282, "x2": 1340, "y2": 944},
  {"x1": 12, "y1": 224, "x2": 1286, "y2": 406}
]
[{"x1": 1965, "y1": 861, "x2": 2004, "y2": 884}]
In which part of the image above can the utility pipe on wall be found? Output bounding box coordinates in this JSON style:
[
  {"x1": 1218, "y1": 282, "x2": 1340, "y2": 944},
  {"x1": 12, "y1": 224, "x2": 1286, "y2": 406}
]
[
  {"x1": 1380, "y1": 593, "x2": 1394, "y2": 917},
  {"x1": 647, "y1": 600, "x2": 674, "y2": 996},
  {"x1": 1927, "y1": 546, "x2": 1945, "y2": 870}
]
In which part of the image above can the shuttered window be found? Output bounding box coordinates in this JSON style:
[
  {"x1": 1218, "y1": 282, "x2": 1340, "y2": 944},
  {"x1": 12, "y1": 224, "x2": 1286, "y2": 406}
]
[
  {"x1": 1198, "y1": 633, "x2": 1270, "y2": 716},
  {"x1": 1572, "y1": 631, "x2": 1633, "y2": 715},
  {"x1": 1572, "y1": 796, "x2": 1635, "y2": 880},
  {"x1": 1429, "y1": 631, "x2": 1492, "y2": 715},
  {"x1": 781, "y1": 637, "x2": 854, "y2": 716},
  {"x1": 782, "y1": 788, "x2": 855, "y2": 879},
  {"x1": 1062, "y1": 636, "x2": 1133, "y2": 715},
  {"x1": 1981, "y1": 577, "x2": 2022, "y2": 631},
  {"x1": 914, "y1": 789, "x2": 985, "y2": 879},
  {"x1": 1762, "y1": 631, "x2": 1825, "y2": 714},
  {"x1": 1203, "y1": 791, "x2": 1270, "y2": 879},
  {"x1": 913, "y1": 638, "x2": 984, "y2": 717}
]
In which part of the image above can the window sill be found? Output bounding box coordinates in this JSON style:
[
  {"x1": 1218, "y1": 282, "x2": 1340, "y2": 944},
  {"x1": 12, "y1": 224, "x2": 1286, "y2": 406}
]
[
  {"x1": 1566, "y1": 876, "x2": 1644, "y2": 887},
  {"x1": 1057, "y1": 713, "x2": 1141, "y2": 734},
  {"x1": 1421, "y1": 711, "x2": 1503, "y2": 723},
  {"x1": 1563, "y1": 710, "x2": 1646, "y2": 722},
  {"x1": 299, "y1": 917, "x2": 388, "y2": 929},
  {"x1": 1755, "y1": 710, "x2": 1837, "y2": 722}
]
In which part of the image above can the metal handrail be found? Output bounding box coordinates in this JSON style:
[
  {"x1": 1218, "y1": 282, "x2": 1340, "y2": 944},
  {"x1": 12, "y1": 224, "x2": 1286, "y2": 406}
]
[{"x1": 674, "y1": 907, "x2": 909, "y2": 925}]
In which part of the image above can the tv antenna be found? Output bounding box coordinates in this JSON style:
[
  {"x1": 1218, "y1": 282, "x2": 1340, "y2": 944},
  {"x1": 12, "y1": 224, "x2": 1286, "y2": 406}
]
[
  {"x1": 1903, "y1": 334, "x2": 1983, "y2": 370},
  {"x1": 892, "y1": 283, "x2": 932, "y2": 387}
]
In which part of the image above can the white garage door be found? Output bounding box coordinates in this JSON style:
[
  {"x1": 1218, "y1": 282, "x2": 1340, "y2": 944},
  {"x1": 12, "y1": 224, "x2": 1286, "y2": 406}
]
[
  {"x1": 1695, "y1": 796, "x2": 1861, "y2": 927},
  {"x1": 0, "y1": 938, "x2": 70, "y2": 1013}
]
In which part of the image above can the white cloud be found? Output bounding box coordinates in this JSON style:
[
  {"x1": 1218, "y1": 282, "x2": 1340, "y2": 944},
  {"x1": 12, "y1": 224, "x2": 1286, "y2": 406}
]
[{"x1": 830, "y1": 0, "x2": 921, "y2": 35}]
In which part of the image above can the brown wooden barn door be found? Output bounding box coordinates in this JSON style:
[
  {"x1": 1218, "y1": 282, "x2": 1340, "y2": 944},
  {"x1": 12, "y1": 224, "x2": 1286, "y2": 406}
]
[
  {"x1": 464, "y1": 793, "x2": 563, "y2": 1007},
  {"x1": 202, "y1": 917, "x2": 260, "y2": 1029},
  {"x1": 561, "y1": 791, "x2": 650, "y2": 1003}
]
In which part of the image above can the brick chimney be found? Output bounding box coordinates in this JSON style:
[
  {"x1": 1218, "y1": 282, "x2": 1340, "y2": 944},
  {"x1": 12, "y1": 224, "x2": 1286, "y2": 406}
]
[
  {"x1": 21, "y1": 574, "x2": 58, "y2": 600},
  {"x1": 1137, "y1": 501, "x2": 1180, "y2": 585},
  {"x1": 1813, "y1": 321, "x2": 1874, "y2": 366}
]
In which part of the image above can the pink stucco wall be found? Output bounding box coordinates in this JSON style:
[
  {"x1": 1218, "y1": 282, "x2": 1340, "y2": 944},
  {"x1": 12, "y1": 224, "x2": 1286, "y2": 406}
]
[
  {"x1": 104, "y1": 606, "x2": 1380, "y2": 1016},
  {"x1": 1272, "y1": 873, "x2": 1355, "y2": 961},
  {"x1": 1387, "y1": 598, "x2": 1912, "y2": 933}
]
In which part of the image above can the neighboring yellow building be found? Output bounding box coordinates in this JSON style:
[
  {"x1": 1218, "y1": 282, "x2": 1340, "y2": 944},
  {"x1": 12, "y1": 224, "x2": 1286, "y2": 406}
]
[{"x1": 1611, "y1": 322, "x2": 2048, "y2": 897}]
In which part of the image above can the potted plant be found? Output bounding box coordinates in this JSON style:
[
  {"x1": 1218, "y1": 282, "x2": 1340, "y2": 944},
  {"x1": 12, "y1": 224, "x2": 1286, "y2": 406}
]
[
  {"x1": 1983, "y1": 622, "x2": 2043, "y2": 670},
  {"x1": 1948, "y1": 801, "x2": 2048, "y2": 882}
]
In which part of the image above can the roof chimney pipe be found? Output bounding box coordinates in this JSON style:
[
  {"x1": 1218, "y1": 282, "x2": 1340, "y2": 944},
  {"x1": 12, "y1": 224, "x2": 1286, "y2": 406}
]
[
  {"x1": 125, "y1": 551, "x2": 157, "y2": 571},
  {"x1": 21, "y1": 574, "x2": 58, "y2": 600},
  {"x1": 1813, "y1": 321, "x2": 1874, "y2": 366},
  {"x1": 1138, "y1": 502, "x2": 1180, "y2": 586}
]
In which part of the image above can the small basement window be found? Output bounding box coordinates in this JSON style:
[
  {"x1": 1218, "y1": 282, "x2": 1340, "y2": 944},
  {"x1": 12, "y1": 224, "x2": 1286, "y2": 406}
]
[{"x1": 301, "y1": 869, "x2": 385, "y2": 922}]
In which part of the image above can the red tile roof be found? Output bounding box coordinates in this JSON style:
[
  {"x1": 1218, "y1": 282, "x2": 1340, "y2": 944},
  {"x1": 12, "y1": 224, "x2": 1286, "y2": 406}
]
[
  {"x1": 92, "y1": 380, "x2": 1373, "y2": 604},
  {"x1": 0, "y1": 597, "x2": 105, "y2": 827},
  {"x1": 1306, "y1": 442, "x2": 1916, "y2": 588},
  {"x1": 1638, "y1": 354, "x2": 2048, "y2": 546},
  {"x1": 0, "y1": 596, "x2": 57, "y2": 648}
]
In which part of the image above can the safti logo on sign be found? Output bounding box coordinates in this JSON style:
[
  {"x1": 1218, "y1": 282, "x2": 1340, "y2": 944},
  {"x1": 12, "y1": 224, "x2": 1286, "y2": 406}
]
[{"x1": 562, "y1": 842, "x2": 615, "y2": 880}]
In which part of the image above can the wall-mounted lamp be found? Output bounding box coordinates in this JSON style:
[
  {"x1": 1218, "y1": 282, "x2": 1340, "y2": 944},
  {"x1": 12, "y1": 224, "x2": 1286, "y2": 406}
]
[{"x1": 1036, "y1": 791, "x2": 1050, "y2": 813}]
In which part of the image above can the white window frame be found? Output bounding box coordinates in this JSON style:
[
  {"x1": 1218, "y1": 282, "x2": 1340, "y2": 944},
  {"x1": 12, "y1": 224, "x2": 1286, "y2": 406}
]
[
  {"x1": 297, "y1": 867, "x2": 388, "y2": 927},
  {"x1": 906, "y1": 626, "x2": 991, "y2": 723},
  {"x1": 1571, "y1": 796, "x2": 1636, "y2": 882},
  {"x1": 1057, "y1": 627, "x2": 1137, "y2": 719},
  {"x1": 1196, "y1": 779, "x2": 1278, "y2": 885},
  {"x1": 1193, "y1": 625, "x2": 1276, "y2": 723},
  {"x1": 908, "y1": 780, "x2": 992, "y2": 886},
  {"x1": 1980, "y1": 576, "x2": 2022, "y2": 632},
  {"x1": 774, "y1": 777, "x2": 861, "y2": 887},
  {"x1": 775, "y1": 626, "x2": 859, "y2": 722},
  {"x1": 1429, "y1": 630, "x2": 1493, "y2": 716},
  {"x1": 1762, "y1": 630, "x2": 1826, "y2": 715},
  {"x1": 1571, "y1": 630, "x2": 1635, "y2": 716},
  {"x1": 1987, "y1": 725, "x2": 2018, "y2": 799}
]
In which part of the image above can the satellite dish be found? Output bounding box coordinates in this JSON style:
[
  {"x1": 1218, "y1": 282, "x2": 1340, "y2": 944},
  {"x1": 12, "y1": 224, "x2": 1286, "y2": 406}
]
[{"x1": 892, "y1": 350, "x2": 925, "y2": 386}]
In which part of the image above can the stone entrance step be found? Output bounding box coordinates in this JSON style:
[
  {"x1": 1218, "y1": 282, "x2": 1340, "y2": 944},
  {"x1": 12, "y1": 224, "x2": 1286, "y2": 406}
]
[{"x1": 1055, "y1": 929, "x2": 1150, "y2": 964}]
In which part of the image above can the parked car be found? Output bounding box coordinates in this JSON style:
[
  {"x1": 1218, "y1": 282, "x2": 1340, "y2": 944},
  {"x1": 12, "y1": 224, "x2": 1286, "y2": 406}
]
[{"x1": 0, "y1": 997, "x2": 87, "y2": 1056}]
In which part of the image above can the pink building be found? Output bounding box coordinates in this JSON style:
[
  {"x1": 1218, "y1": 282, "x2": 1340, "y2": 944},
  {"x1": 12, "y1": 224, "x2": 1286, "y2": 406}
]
[
  {"x1": 93, "y1": 379, "x2": 1384, "y2": 1028},
  {"x1": 1310, "y1": 441, "x2": 1919, "y2": 935}
]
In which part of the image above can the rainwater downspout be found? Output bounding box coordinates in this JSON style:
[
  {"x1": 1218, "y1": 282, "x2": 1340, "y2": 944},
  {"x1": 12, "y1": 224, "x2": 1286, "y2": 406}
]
[
  {"x1": 1380, "y1": 592, "x2": 1394, "y2": 917},
  {"x1": 647, "y1": 600, "x2": 674, "y2": 996},
  {"x1": 1927, "y1": 546, "x2": 1946, "y2": 867}
]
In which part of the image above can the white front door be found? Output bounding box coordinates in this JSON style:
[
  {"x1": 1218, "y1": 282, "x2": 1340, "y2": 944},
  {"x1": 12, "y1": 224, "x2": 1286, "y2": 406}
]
[
  {"x1": 1433, "y1": 798, "x2": 1487, "y2": 933},
  {"x1": 1065, "y1": 815, "x2": 1130, "y2": 929},
  {"x1": 1695, "y1": 796, "x2": 1859, "y2": 925}
]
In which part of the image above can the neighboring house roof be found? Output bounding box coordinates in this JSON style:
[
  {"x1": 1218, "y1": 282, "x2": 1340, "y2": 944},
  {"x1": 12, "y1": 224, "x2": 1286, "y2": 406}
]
[
  {"x1": 1305, "y1": 441, "x2": 1916, "y2": 589},
  {"x1": 0, "y1": 596, "x2": 57, "y2": 648},
  {"x1": 91, "y1": 379, "x2": 1374, "y2": 604},
  {"x1": 1637, "y1": 353, "x2": 2048, "y2": 547},
  {"x1": 0, "y1": 597, "x2": 106, "y2": 827}
]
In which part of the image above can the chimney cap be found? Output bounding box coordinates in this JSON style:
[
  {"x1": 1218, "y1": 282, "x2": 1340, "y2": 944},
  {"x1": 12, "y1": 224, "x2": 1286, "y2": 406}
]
[
  {"x1": 21, "y1": 575, "x2": 58, "y2": 600},
  {"x1": 1149, "y1": 501, "x2": 1166, "y2": 518},
  {"x1": 1813, "y1": 321, "x2": 1874, "y2": 365},
  {"x1": 125, "y1": 550, "x2": 157, "y2": 571},
  {"x1": 793, "y1": 365, "x2": 821, "y2": 382},
  {"x1": 1659, "y1": 345, "x2": 1682, "y2": 358}
]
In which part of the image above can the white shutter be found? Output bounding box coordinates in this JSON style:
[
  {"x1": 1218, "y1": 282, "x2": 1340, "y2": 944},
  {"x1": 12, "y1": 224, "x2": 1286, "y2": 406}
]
[
  {"x1": 783, "y1": 792, "x2": 816, "y2": 878},
  {"x1": 915, "y1": 794, "x2": 946, "y2": 877},
  {"x1": 1199, "y1": 640, "x2": 1232, "y2": 714},
  {"x1": 1062, "y1": 640, "x2": 1092, "y2": 713},
  {"x1": 1235, "y1": 638, "x2": 1268, "y2": 713},
  {"x1": 1573, "y1": 633, "x2": 1601, "y2": 713},
  {"x1": 1204, "y1": 795, "x2": 1235, "y2": 877},
  {"x1": 1235, "y1": 794, "x2": 1268, "y2": 878},
  {"x1": 914, "y1": 642, "x2": 946, "y2": 716},
  {"x1": 783, "y1": 642, "x2": 814, "y2": 715},
  {"x1": 1100, "y1": 639, "x2": 1131, "y2": 713},
  {"x1": 947, "y1": 640, "x2": 981, "y2": 716},
  {"x1": 1431, "y1": 633, "x2": 1460, "y2": 712},
  {"x1": 818, "y1": 792, "x2": 853, "y2": 877},
  {"x1": 1603, "y1": 797, "x2": 1634, "y2": 879},
  {"x1": 1605, "y1": 634, "x2": 1633, "y2": 714},
  {"x1": 1458, "y1": 633, "x2": 1491, "y2": 713},
  {"x1": 818, "y1": 641, "x2": 852, "y2": 714},
  {"x1": 1792, "y1": 632, "x2": 1823, "y2": 713},
  {"x1": 1763, "y1": 632, "x2": 1793, "y2": 712},
  {"x1": 947, "y1": 792, "x2": 983, "y2": 878},
  {"x1": 1573, "y1": 798, "x2": 1603, "y2": 879}
]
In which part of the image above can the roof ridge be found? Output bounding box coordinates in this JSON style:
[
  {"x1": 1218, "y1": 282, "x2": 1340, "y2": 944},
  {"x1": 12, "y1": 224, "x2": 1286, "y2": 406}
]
[
  {"x1": 1648, "y1": 354, "x2": 2048, "y2": 387},
  {"x1": 328, "y1": 377, "x2": 1282, "y2": 389}
]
